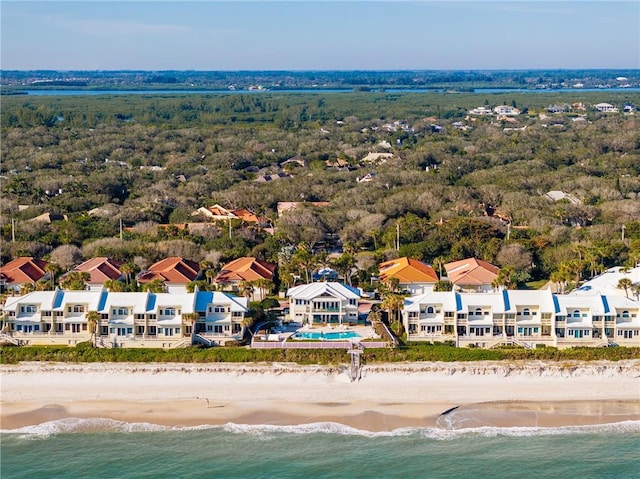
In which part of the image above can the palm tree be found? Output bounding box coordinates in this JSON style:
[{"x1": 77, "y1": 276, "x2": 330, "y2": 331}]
[
  {"x1": 617, "y1": 278, "x2": 633, "y2": 298},
  {"x1": 381, "y1": 292, "x2": 405, "y2": 335},
  {"x1": 60, "y1": 272, "x2": 90, "y2": 291},
  {"x1": 254, "y1": 279, "x2": 273, "y2": 301},
  {"x1": 120, "y1": 262, "x2": 138, "y2": 287},
  {"x1": 432, "y1": 256, "x2": 447, "y2": 280},
  {"x1": 45, "y1": 262, "x2": 62, "y2": 289},
  {"x1": 181, "y1": 312, "x2": 199, "y2": 339},
  {"x1": 291, "y1": 244, "x2": 317, "y2": 283},
  {"x1": 86, "y1": 311, "x2": 101, "y2": 347},
  {"x1": 141, "y1": 279, "x2": 167, "y2": 293},
  {"x1": 331, "y1": 253, "x2": 357, "y2": 286},
  {"x1": 492, "y1": 266, "x2": 515, "y2": 290},
  {"x1": 20, "y1": 283, "x2": 36, "y2": 295},
  {"x1": 103, "y1": 279, "x2": 126, "y2": 292},
  {"x1": 238, "y1": 280, "x2": 254, "y2": 299}
]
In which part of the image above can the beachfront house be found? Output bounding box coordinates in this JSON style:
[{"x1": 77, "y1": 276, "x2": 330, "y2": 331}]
[
  {"x1": 192, "y1": 291, "x2": 249, "y2": 345},
  {"x1": 444, "y1": 258, "x2": 499, "y2": 293},
  {"x1": 0, "y1": 288, "x2": 248, "y2": 348},
  {"x1": 378, "y1": 257, "x2": 439, "y2": 295},
  {"x1": 136, "y1": 257, "x2": 201, "y2": 293},
  {"x1": 70, "y1": 257, "x2": 124, "y2": 291},
  {"x1": 0, "y1": 257, "x2": 49, "y2": 293},
  {"x1": 402, "y1": 289, "x2": 640, "y2": 348},
  {"x1": 286, "y1": 282, "x2": 360, "y2": 326},
  {"x1": 214, "y1": 257, "x2": 276, "y2": 302}
]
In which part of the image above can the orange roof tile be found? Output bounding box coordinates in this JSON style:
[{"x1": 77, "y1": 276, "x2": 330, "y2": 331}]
[
  {"x1": 215, "y1": 257, "x2": 276, "y2": 284},
  {"x1": 74, "y1": 257, "x2": 123, "y2": 283},
  {"x1": 378, "y1": 257, "x2": 438, "y2": 283},
  {"x1": 0, "y1": 257, "x2": 49, "y2": 284},
  {"x1": 444, "y1": 258, "x2": 499, "y2": 286},
  {"x1": 137, "y1": 257, "x2": 200, "y2": 284}
]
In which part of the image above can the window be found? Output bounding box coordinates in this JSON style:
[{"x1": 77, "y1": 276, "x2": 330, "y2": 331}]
[
  {"x1": 233, "y1": 324, "x2": 242, "y2": 333},
  {"x1": 164, "y1": 308, "x2": 176, "y2": 316},
  {"x1": 426, "y1": 307, "x2": 435, "y2": 314},
  {"x1": 112, "y1": 308, "x2": 129, "y2": 316},
  {"x1": 214, "y1": 325, "x2": 223, "y2": 333},
  {"x1": 522, "y1": 308, "x2": 530, "y2": 316},
  {"x1": 213, "y1": 306, "x2": 227, "y2": 313},
  {"x1": 73, "y1": 305, "x2": 85, "y2": 313},
  {"x1": 232, "y1": 312, "x2": 243, "y2": 317},
  {"x1": 475, "y1": 308, "x2": 482, "y2": 316},
  {"x1": 621, "y1": 311, "x2": 630, "y2": 318},
  {"x1": 573, "y1": 310, "x2": 581, "y2": 318},
  {"x1": 23, "y1": 305, "x2": 37, "y2": 313}
]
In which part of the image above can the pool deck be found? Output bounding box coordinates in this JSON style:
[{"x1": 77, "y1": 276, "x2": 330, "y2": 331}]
[{"x1": 253, "y1": 323, "x2": 380, "y2": 346}]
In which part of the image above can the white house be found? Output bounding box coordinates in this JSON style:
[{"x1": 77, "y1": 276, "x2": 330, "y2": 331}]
[
  {"x1": 286, "y1": 282, "x2": 360, "y2": 326},
  {"x1": 493, "y1": 105, "x2": 520, "y2": 116},
  {"x1": 595, "y1": 103, "x2": 619, "y2": 113},
  {"x1": 1, "y1": 288, "x2": 248, "y2": 348},
  {"x1": 402, "y1": 289, "x2": 639, "y2": 348}
]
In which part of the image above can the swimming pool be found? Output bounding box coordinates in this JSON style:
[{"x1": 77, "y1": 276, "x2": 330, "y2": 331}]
[{"x1": 292, "y1": 330, "x2": 362, "y2": 340}]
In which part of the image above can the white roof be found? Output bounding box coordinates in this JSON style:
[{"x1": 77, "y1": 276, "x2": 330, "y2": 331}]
[
  {"x1": 506, "y1": 290, "x2": 556, "y2": 313},
  {"x1": 154, "y1": 292, "x2": 196, "y2": 314},
  {"x1": 555, "y1": 294, "x2": 610, "y2": 316},
  {"x1": 287, "y1": 282, "x2": 360, "y2": 301},
  {"x1": 101, "y1": 292, "x2": 151, "y2": 314},
  {"x1": 403, "y1": 291, "x2": 461, "y2": 312},
  {"x1": 57, "y1": 290, "x2": 104, "y2": 311},
  {"x1": 194, "y1": 291, "x2": 248, "y2": 312},
  {"x1": 2, "y1": 290, "x2": 60, "y2": 312},
  {"x1": 572, "y1": 266, "x2": 640, "y2": 297}
]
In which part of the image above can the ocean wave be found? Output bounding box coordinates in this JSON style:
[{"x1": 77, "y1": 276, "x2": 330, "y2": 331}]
[{"x1": 4, "y1": 418, "x2": 639, "y2": 440}]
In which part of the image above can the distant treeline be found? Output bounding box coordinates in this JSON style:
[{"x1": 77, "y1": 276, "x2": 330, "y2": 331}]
[{"x1": 2, "y1": 69, "x2": 639, "y2": 90}]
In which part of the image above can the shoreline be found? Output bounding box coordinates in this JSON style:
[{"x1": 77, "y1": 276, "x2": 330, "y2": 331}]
[{"x1": 2, "y1": 361, "x2": 639, "y2": 432}]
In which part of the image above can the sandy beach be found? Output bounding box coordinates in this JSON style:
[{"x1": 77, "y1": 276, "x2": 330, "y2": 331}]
[{"x1": 2, "y1": 360, "x2": 639, "y2": 432}]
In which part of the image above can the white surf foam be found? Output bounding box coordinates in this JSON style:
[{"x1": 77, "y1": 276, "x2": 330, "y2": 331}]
[{"x1": 4, "y1": 418, "x2": 639, "y2": 440}]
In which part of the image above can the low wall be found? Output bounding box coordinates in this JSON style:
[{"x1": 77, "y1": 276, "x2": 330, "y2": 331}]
[{"x1": 251, "y1": 340, "x2": 389, "y2": 349}]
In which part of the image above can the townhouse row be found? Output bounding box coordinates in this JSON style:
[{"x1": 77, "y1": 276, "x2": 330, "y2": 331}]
[
  {"x1": 403, "y1": 289, "x2": 640, "y2": 348},
  {"x1": 1, "y1": 288, "x2": 248, "y2": 348}
]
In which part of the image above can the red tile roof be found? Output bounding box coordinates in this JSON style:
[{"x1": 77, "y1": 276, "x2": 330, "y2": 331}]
[
  {"x1": 137, "y1": 257, "x2": 200, "y2": 284},
  {"x1": 0, "y1": 257, "x2": 49, "y2": 284},
  {"x1": 215, "y1": 257, "x2": 276, "y2": 284},
  {"x1": 378, "y1": 257, "x2": 439, "y2": 283},
  {"x1": 444, "y1": 258, "x2": 499, "y2": 286},
  {"x1": 74, "y1": 257, "x2": 123, "y2": 283}
]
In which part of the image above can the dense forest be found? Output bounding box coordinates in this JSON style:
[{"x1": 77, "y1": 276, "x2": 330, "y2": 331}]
[{"x1": 1, "y1": 89, "x2": 639, "y2": 292}]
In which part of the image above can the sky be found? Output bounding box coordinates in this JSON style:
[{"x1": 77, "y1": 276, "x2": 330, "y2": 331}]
[{"x1": 1, "y1": 1, "x2": 639, "y2": 70}]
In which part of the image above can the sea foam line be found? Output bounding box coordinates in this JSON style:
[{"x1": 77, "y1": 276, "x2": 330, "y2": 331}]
[{"x1": 3, "y1": 418, "x2": 640, "y2": 440}]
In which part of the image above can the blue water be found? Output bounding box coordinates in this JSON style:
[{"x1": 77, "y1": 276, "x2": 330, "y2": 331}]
[
  {"x1": 292, "y1": 331, "x2": 361, "y2": 340},
  {"x1": 7, "y1": 87, "x2": 640, "y2": 96},
  {"x1": 2, "y1": 420, "x2": 639, "y2": 478}
]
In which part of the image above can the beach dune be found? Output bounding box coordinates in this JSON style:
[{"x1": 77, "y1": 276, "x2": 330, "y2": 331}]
[{"x1": 1, "y1": 360, "x2": 639, "y2": 432}]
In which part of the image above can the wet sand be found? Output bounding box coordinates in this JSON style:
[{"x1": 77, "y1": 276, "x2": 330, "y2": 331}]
[{"x1": 2, "y1": 361, "x2": 639, "y2": 432}]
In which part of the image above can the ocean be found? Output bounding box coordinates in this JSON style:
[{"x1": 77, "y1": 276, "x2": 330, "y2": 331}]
[{"x1": 2, "y1": 420, "x2": 639, "y2": 479}]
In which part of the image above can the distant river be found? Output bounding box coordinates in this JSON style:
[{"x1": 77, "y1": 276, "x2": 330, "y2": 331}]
[{"x1": 6, "y1": 87, "x2": 640, "y2": 96}]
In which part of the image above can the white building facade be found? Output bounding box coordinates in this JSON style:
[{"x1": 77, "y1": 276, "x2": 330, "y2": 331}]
[
  {"x1": 286, "y1": 282, "x2": 360, "y2": 326},
  {"x1": 1, "y1": 288, "x2": 248, "y2": 348},
  {"x1": 402, "y1": 290, "x2": 639, "y2": 348}
]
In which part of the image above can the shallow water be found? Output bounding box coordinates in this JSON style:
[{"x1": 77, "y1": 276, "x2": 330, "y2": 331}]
[{"x1": 2, "y1": 420, "x2": 639, "y2": 479}]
